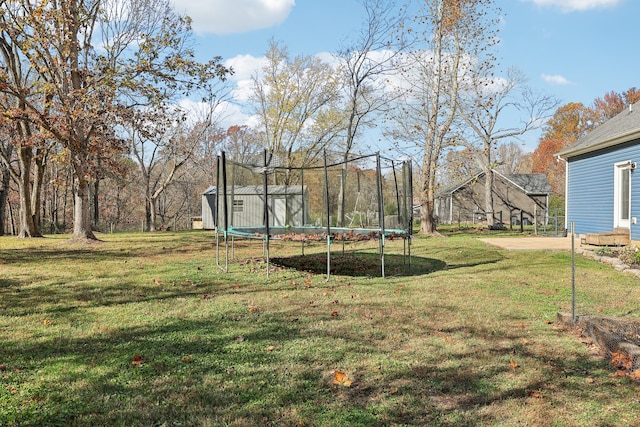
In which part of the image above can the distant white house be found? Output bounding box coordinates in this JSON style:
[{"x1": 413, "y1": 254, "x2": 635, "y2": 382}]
[{"x1": 201, "y1": 185, "x2": 309, "y2": 230}]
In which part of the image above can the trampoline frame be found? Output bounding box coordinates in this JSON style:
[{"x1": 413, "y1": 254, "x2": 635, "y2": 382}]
[{"x1": 213, "y1": 150, "x2": 414, "y2": 280}]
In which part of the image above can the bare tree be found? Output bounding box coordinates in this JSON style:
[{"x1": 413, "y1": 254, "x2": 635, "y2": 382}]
[
  {"x1": 388, "y1": 0, "x2": 499, "y2": 235},
  {"x1": 457, "y1": 68, "x2": 559, "y2": 225},
  {"x1": 332, "y1": 0, "x2": 406, "y2": 226}
]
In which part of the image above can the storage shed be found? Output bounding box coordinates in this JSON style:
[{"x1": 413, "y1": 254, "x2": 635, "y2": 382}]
[{"x1": 201, "y1": 185, "x2": 309, "y2": 230}]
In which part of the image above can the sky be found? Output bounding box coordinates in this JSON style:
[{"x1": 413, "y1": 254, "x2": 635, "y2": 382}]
[{"x1": 170, "y1": 0, "x2": 640, "y2": 153}]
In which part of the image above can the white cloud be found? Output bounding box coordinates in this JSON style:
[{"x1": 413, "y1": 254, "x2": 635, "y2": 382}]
[
  {"x1": 224, "y1": 54, "x2": 267, "y2": 102},
  {"x1": 172, "y1": 0, "x2": 295, "y2": 35},
  {"x1": 525, "y1": 0, "x2": 623, "y2": 12},
  {"x1": 541, "y1": 73, "x2": 573, "y2": 85}
]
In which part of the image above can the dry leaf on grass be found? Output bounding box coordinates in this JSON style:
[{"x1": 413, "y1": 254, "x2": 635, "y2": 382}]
[
  {"x1": 526, "y1": 390, "x2": 543, "y2": 399},
  {"x1": 332, "y1": 370, "x2": 353, "y2": 387},
  {"x1": 611, "y1": 351, "x2": 633, "y2": 371},
  {"x1": 131, "y1": 354, "x2": 143, "y2": 366}
]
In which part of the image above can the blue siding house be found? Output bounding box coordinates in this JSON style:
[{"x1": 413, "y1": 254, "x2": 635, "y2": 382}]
[{"x1": 557, "y1": 103, "x2": 640, "y2": 242}]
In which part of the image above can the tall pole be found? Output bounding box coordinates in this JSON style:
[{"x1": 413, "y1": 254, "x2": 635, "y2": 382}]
[
  {"x1": 376, "y1": 153, "x2": 385, "y2": 278},
  {"x1": 222, "y1": 152, "x2": 229, "y2": 272},
  {"x1": 264, "y1": 150, "x2": 270, "y2": 278},
  {"x1": 571, "y1": 221, "x2": 576, "y2": 321},
  {"x1": 324, "y1": 150, "x2": 331, "y2": 281}
]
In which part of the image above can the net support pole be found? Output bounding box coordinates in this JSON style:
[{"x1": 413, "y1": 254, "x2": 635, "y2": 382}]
[
  {"x1": 376, "y1": 153, "x2": 385, "y2": 278},
  {"x1": 264, "y1": 150, "x2": 271, "y2": 278},
  {"x1": 222, "y1": 151, "x2": 229, "y2": 272},
  {"x1": 324, "y1": 150, "x2": 331, "y2": 281},
  {"x1": 215, "y1": 155, "x2": 220, "y2": 267},
  {"x1": 408, "y1": 160, "x2": 413, "y2": 274}
]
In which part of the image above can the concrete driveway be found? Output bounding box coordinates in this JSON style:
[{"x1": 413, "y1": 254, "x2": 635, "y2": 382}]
[{"x1": 479, "y1": 236, "x2": 575, "y2": 251}]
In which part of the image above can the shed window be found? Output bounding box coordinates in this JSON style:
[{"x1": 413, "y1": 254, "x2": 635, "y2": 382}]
[{"x1": 233, "y1": 199, "x2": 244, "y2": 213}]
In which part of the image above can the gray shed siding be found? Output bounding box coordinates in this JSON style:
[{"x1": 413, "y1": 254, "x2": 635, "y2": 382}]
[
  {"x1": 201, "y1": 186, "x2": 308, "y2": 230},
  {"x1": 202, "y1": 189, "x2": 217, "y2": 229},
  {"x1": 567, "y1": 139, "x2": 640, "y2": 240}
]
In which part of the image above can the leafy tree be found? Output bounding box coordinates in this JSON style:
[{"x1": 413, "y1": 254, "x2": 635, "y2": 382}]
[
  {"x1": 592, "y1": 88, "x2": 640, "y2": 124},
  {"x1": 0, "y1": 0, "x2": 229, "y2": 240},
  {"x1": 250, "y1": 40, "x2": 343, "y2": 182},
  {"x1": 531, "y1": 89, "x2": 640, "y2": 199}
]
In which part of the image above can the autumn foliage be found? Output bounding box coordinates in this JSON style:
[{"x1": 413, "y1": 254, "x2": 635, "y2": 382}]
[{"x1": 531, "y1": 88, "x2": 640, "y2": 198}]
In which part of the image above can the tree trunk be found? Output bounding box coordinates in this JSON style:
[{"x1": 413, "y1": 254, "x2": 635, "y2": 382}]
[
  {"x1": 419, "y1": 182, "x2": 438, "y2": 234},
  {"x1": 17, "y1": 147, "x2": 41, "y2": 238},
  {"x1": 484, "y1": 168, "x2": 495, "y2": 226},
  {"x1": 73, "y1": 174, "x2": 97, "y2": 240},
  {"x1": 0, "y1": 159, "x2": 10, "y2": 236},
  {"x1": 32, "y1": 153, "x2": 46, "y2": 233},
  {"x1": 149, "y1": 196, "x2": 158, "y2": 232},
  {"x1": 93, "y1": 177, "x2": 100, "y2": 229},
  {"x1": 419, "y1": 153, "x2": 439, "y2": 235}
]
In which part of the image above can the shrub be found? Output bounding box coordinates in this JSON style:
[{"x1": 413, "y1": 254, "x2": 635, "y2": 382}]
[
  {"x1": 594, "y1": 246, "x2": 613, "y2": 256},
  {"x1": 618, "y1": 245, "x2": 640, "y2": 265}
]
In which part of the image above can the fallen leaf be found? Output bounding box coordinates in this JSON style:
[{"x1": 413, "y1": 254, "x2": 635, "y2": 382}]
[
  {"x1": 521, "y1": 338, "x2": 529, "y2": 345},
  {"x1": 153, "y1": 278, "x2": 162, "y2": 286},
  {"x1": 510, "y1": 359, "x2": 518, "y2": 371},
  {"x1": 331, "y1": 311, "x2": 339, "y2": 317},
  {"x1": 131, "y1": 354, "x2": 143, "y2": 366},
  {"x1": 332, "y1": 370, "x2": 353, "y2": 387},
  {"x1": 249, "y1": 306, "x2": 259, "y2": 313},
  {"x1": 586, "y1": 377, "x2": 595, "y2": 384},
  {"x1": 181, "y1": 355, "x2": 192, "y2": 363},
  {"x1": 526, "y1": 390, "x2": 543, "y2": 399},
  {"x1": 611, "y1": 351, "x2": 633, "y2": 371},
  {"x1": 0, "y1": 364, "x2": 6, "y2": 371},
  {"x1": 266, "y1": 345, "x2": 276, "y2": 351},
  {"x1": 629, "y1": 370, "x2": 640, "y2": 381},
  {"x1": 42, "y1": 319, "x2": 53, "y2": 326},
  {"x1": 444, "y1": 336, "x2": 454, "y2": 344},
  {"x1": 544, "y1": 320, "x2": 553, "y2": 325},
  {"x1": 235, "y1": 336, "x2": 245, "y2": 342}
]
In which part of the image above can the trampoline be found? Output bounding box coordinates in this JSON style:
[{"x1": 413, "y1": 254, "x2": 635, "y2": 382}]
[{"x1": 212, "y1": 149, "x2": 413, "y2": 280}]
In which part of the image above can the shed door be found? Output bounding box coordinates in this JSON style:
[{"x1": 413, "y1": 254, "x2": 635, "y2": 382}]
[
  {"x1": 270, "y1": 198, "x2": 286, "y2": 227},
  {"x1": 614, "y1": 162, "x2": 632, "y2": 229}
]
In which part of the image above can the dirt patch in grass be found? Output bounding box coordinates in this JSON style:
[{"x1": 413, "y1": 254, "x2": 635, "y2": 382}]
[{"x1": 271, "y1": 252, "x2": 446, "y2": 276}]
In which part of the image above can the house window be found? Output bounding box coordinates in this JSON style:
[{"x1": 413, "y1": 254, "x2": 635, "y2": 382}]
[
  {"x1": 621, "y1": 168, "x2": 630, "y2": 221},
  {"x1": 233, "y1": 199, "x2": 244, "y2": 213}
]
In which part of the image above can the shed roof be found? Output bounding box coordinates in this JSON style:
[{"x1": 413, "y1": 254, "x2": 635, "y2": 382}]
[
  {"x1": 203, "y1": 185, "x2": 306, "y2": 196},
  {"x1": 438, "y1": 171, "x2": 552, "y2": 197},
  {"x1": 557, "y1": 102, "x2": 640, "y2": 159}
]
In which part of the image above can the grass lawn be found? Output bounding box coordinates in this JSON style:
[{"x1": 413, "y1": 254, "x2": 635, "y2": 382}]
[{"x1": 1, "y1": 230, "x2": 640, "y2": 426}]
